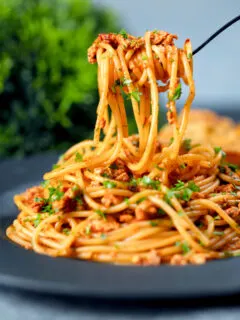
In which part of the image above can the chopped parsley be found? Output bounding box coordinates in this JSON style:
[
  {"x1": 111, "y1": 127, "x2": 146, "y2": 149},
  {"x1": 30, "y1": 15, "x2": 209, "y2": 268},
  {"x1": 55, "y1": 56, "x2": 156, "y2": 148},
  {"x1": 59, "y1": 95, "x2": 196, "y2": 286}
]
[
  {"x1": 34, "y1": 197, "x2": 43, "y2": 203},
  {"x1": 41, "y1": 180, "x2": 50, "y2": 188},
  {"x1": 136, "y1": 197, "x2": 147, "y2": 204},
  {"x1": 52, "y1": 164, "x2": 60, "y2": 170},
  {"x1": 100, "y1": 233, "x2": 107, "y2": 239},
  {"x1": 95, "y1": 209, "x2": 106, "y2": 220},
  {"x1": 33, "y1": 214, "x2": 41, "y2": 227},
  {"x1": 127, "y1": 89, "x2": 142, "y2": 103},
  {"x1": 41, "y1": 203, "x2": 55, "y2": 215},
  {"x1": 228, "y1": 163, "x2": 239, "y2": 172},
  {"x1": 72, "y1": 185, "x2": 79, "y2": 192},
  {"x1": 149, "y1": 221, "x2": 158, "y2": 227},
  {"x1": 102, "y1": 180, "x2": 117, "y2": 189},
  {"x1": 48, "y1": 185, "x2": 64, "y2": 202},
  {"x1": 169, "y1": 137, "x2": 174, "y2": 145},
  {"x1": 165, "y1": 180, "x2": 200, "y2": 202},
  {"x1": 214, "y1": 146, "x2": 226, "y2": 158},
  {"x1": 154, "y1": 164, "x2": 164, "y2": 171},
  {"x1": 121, "y1": 78, "x2": 132, "y2": 86},
  {"x1": 118, "y1": 29, "x2": 128, "y2": 39},
  {"x1": 75, "y1": 152, "x2": 83, "y2": 162},
  {"x1": 214, "y1": 215, "x2": 221, "y2": 220},
  {"x1": 175, "y1": 241, "x2": 190, "y2": 254},
  {"x1": 157, "y1": 208, "x2": 166, "y2": 215},
  {"x1": 187, "y1": 53, "x2": 192, "y2": 59},
  {"x1": 140, "y1": 176, "x2": 160, "y2": 190},
  {"x1": 169, "y1": 83, "x2": 182, "y2": 101},
  {"x1": 213, "y1": 231, "x2": 224, "y2": 236},
  {"x1": 231, "y1": 192, "x2": 237, "y2": 197},
  {"x1": 101, "y1": 172, "x2": 110, "y2": 178},
  {"x1": 75, "y1": 196, "x2": 83, "y2": 205},
  {"x1": 85, "y1": 225, "x2": 91, "y2": 235},
  {"x1": 180, "y1": 163, "x2": 186, "y2": 169},
  {"x1": 124, "y1": 198, "x2": 130, "y2": 205},
  {"x1": 182, "y1": 139, "x2": 192, "y2": 151},
  {"x1": 142, "y1": 55, "x2": 148, "y2": 60},
  {"x1": 63, "y1": 228, "x2": 70, "y2": 235}
]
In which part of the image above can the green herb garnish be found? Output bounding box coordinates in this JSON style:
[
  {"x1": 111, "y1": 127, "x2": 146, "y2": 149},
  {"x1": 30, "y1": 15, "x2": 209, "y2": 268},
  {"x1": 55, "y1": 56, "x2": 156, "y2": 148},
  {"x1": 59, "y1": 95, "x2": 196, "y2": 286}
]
[
  {"x1": 140, "y1": 176, "x2": 160, "y2": 190},
  {"x1": 41, "y1": 180, "x2": 50, "y2": 188},
  {"x1": 128, "y1": 89, "x2": 142, "y2": 103},
  {"x1": 136, "y1": 197, "x2": 147, "y2": 204},
  {"x1": 124, "y1": 198, "x2": 130, "y2": 205},
  {"x1": 142, "y1": 55, "x2": 148, "y2": 60},
  {"x1": 85, "y1": 225, "x2": 91, "y2": 235},
  {"x1": 52, "y1": 164, "x2": 60, "y2": 170},
  {"x1": 176, "y1": 241, "x2": 190, "y2": 254},
  {"x1": 102, "y1": 180, "x2": 117, "y2": 189},
  {"x1": 214, "y1": 146, "x2": 226, "y2": 158},
  {"x1": 33, "y1": 214, "x2": 41, "y2": 227},
  {"x1": 187, "y1": 53, "x2": 192, "y2": 59},
  {"x1": 119, "y1": 29, "x2": 128, "y2": 39},
  {"x1": 75, "y1": 152, "x2": 83, "y2": 162},
  {"x1": 95, "y1": 209, "x2": 106, "y2": 220},
  {"x1": 63, "y1": 228, "x2": 70, "y2": 235},
  {"x1": 149, "y1": 221, "x2": 158, "y2": 227},
  {"x1": 182, "y1": 139, "x2": 192, "y2": 151},
  {"x1": 213, "y1": 231, "x2": 224, "y2": 236},
  {"x1": 169, "y1": 83, "x2": 182, "y2": 101}
]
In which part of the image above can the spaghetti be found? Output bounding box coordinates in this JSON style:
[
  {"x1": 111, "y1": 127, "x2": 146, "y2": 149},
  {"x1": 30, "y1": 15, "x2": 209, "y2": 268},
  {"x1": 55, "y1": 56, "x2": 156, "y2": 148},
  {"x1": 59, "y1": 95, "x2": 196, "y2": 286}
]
[{"x1": 6, "y1": 30, "x2": 240, "y2": 265}]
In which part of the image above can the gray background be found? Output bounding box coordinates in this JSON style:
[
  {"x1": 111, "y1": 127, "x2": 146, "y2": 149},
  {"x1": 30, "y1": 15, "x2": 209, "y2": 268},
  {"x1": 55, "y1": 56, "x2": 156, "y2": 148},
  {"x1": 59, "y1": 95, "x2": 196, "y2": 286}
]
[{"x1": 94, "y1": 0, "x2": 240, "y2": 109}]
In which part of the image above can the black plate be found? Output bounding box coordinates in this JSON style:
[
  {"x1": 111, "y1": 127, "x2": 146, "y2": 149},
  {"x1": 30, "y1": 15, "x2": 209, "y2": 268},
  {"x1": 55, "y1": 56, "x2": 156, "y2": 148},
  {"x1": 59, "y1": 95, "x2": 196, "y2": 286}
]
[{"x1": 1, "y1": 108, "x2": 240, "y2": 299}]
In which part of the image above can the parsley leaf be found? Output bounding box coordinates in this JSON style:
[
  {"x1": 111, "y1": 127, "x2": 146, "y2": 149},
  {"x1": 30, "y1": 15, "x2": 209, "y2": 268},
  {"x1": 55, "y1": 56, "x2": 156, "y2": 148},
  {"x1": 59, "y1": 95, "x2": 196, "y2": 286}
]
[
  {"x1": 63, "y1": 228, "x2": 70, "y2": 235},
  {"x1": 154, "y1": 164, "x2": 164, "y2": 171},
  {"x1": 214, "y1": 146, "x2": 226, "y2": 158},
  {"x1": 213, "y1": 231, "x2": 224, "y2": 236},
  {"x1": 169, "y1": 83, "x2": 182, "y2": 101},
  {"x1": 176, "y1": 241, "x2": 190, "y2": 254},
  {"x1": 124, "y1": 198, "x2": 130, "y2": 205},
  {"x1": 33, "y1": 214, "x2": 41, "y2": 227},
  {"x1": 102, "y1": 180, "x2": 117, "y2": 189},
  {"x1": 149, "y1": 221, "x2": 158, "y2": 227},
  {"x1": 41, "y1": 203, "x2": 55, "y2": 215},
  {"x1": 41, "y1": 180, "x2": 50, "y2": 188},
  {"x1": 158, "y1": 208, "x2": 166, "y2": 215},
  {"x1": 140, "y1": 176, "x2": 160, "y2": 190},
  {"x1": 85, "y1": 225, "x2": 91, "y2": 235},
  {"x1": 142, "y1": 55, "x2": 148, "y2": 60},
  {"x1": 52, "y1": 164, "x2": 60, "y2": 170},
  {"x1": 228, "y1": 163, "x2": 239, "y2": 172},
  {"x1": 187, "y1": 53, "x2": 192, "y2": 59},
  {"x1": 169, "y1": 137, "x2": 174, "y2": 145},
  {"x1": 182, "y1": 139, "x2": 192, "y2": 151},
  {"x1": 121, "y1": 77, "x2": 132, "y2": 86},
  {"x1": 136, "y1": 197, "x2": 147, "y2": 204},
  {"x1": 95, "y1": 209, "x2": 106, "y2": 220},
  {"x1": 75, "y1": 152, "x2": 83, "y2": 162},
  {"x1": 128, "y1": 89, "x2": 142, "y2": 103},
  {"x1": 119, "y1": 29, "x2": 128, "y2": 39}
]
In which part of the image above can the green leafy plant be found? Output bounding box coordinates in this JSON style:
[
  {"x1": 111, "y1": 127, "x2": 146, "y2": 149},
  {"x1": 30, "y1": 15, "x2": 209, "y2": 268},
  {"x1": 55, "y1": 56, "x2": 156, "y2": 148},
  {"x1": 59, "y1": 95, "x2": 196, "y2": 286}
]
[{"x1": 0, "y1": 0, "x2": 119, "y2": 158}]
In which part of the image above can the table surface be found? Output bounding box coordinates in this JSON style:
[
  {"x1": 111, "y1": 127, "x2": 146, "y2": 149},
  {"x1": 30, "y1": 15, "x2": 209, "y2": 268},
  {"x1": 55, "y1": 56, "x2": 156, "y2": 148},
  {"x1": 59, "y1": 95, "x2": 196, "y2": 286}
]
[{"x1": 1, "y1": 287, "x2": 240, "y2": 320}]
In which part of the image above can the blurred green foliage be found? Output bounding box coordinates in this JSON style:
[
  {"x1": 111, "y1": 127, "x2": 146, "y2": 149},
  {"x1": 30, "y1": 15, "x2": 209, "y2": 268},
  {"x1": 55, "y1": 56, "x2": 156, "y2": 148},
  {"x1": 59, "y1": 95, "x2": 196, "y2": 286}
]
[{"x1": 0, "y1": 0, "x2": 119, "y2": 158}]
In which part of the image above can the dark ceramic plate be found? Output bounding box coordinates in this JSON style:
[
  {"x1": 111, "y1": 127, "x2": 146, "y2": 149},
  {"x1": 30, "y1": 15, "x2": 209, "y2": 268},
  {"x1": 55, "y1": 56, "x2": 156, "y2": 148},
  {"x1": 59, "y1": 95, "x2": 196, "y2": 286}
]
[{"x1": 1, "y1": 108, "x2": 240, "y2": 299}]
